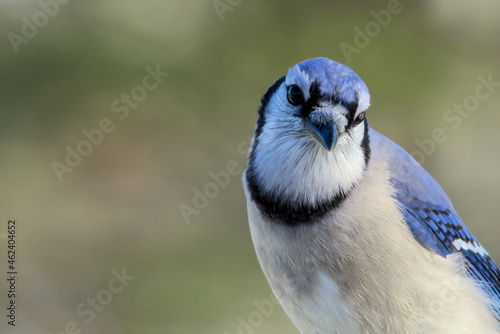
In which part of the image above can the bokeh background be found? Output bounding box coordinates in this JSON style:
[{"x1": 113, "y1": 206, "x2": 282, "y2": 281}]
[{"x1": 1, "y1": 0, "x2": 499, "y2": 333}]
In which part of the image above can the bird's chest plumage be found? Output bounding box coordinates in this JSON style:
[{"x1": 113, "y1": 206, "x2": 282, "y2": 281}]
[
  {"x1": 247, "y1": 179, "x2": 500, "y2": 334},
  {"x1": 268, "y1": 265, "x2": 362, "y2": 334},
  {"x1": 247, "y1": 200, "x2": 413, "y2": 334},
  {"x1": 246, "y1": 166, "x2": 441, "y2": 333},
  {"x1": 246, "y1": 198, "x2": 372, "y2": 333}
]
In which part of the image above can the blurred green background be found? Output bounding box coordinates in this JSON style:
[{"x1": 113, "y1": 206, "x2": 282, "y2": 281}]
[{"x1": 1, "y1": 0, "x2": 499, "y2": 333}]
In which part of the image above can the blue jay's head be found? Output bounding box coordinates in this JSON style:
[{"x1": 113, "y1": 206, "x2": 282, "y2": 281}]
[
  {"x1": 247, "y1": 58, "x2": 372, "y2": 210},
  {"x1": 284, "y1": 58, "x2": 370, "y2": 151}
]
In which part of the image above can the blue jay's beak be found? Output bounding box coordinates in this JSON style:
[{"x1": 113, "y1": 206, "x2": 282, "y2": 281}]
[{"x1": 306, "y1": 120, "x2": 338, "y2": 151}]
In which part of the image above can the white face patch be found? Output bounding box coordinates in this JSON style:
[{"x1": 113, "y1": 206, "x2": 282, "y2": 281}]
[{"x1": 252, "y1": 92, "x2": 367, "y2": 205}]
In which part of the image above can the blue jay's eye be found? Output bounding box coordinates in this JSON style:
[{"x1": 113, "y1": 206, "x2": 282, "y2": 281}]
[
  {"x1": 354, "y1": 112, "x2": 365, "y2": 126},
  {"x1": 287, "y1": 84, "x2": 304, "y2": 106}
]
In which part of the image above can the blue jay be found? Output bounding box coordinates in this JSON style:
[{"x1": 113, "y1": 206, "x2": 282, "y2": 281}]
[{"x1": 243, "y1": 57, "x2": 500, "y2": 333}]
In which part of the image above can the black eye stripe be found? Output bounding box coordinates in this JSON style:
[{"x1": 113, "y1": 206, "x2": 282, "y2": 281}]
[
  {"x1": 298, "y1": 81, "x2": 359, "y2": 123},
  {"x1": 299, "y1": 81, "x2": 321, "y2": 117}
]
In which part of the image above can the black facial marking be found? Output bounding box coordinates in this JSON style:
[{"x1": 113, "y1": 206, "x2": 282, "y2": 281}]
[
  {"x1": 341, "y1": 99, "x2": 359, "y2": 130},
  {"x1": 361, "y1": 118, "x2": 371, "y2": 166},
  {"x1": 247, "y1": 76, "x2": 286, "y2": 181},
  {"x1": 245, "y1": 166, "x2": 351, "y2": 225},
  {"x1": 343, "y1": 99, "x2": 359, "y2": 127},
  {"x1": 300, "y1": 81, "x2": 322, "y2": 118},
  {"x1": 253, "y1": 76, "x2": 286, "y2": 144},
  {"x1": 299, "y1": 81, "x2": 359, "y2": 129}
]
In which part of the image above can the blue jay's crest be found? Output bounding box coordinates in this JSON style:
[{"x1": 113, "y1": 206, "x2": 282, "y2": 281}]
[{"x1": 286, "y1": 57, "x2": 370, "y2": 123}]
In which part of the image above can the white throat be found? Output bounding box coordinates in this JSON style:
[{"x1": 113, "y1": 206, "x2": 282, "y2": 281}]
[{"x1": 250, "y1": 117, "x2": 367, "y2": 206}]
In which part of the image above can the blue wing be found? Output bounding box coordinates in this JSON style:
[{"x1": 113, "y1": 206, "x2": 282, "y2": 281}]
[
  {"x1": 373, "y1": 126, "x2": 500, "y2": 323},
  {"x1": 401, "y1": 197, "x2": 500, "y2": 322}
]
